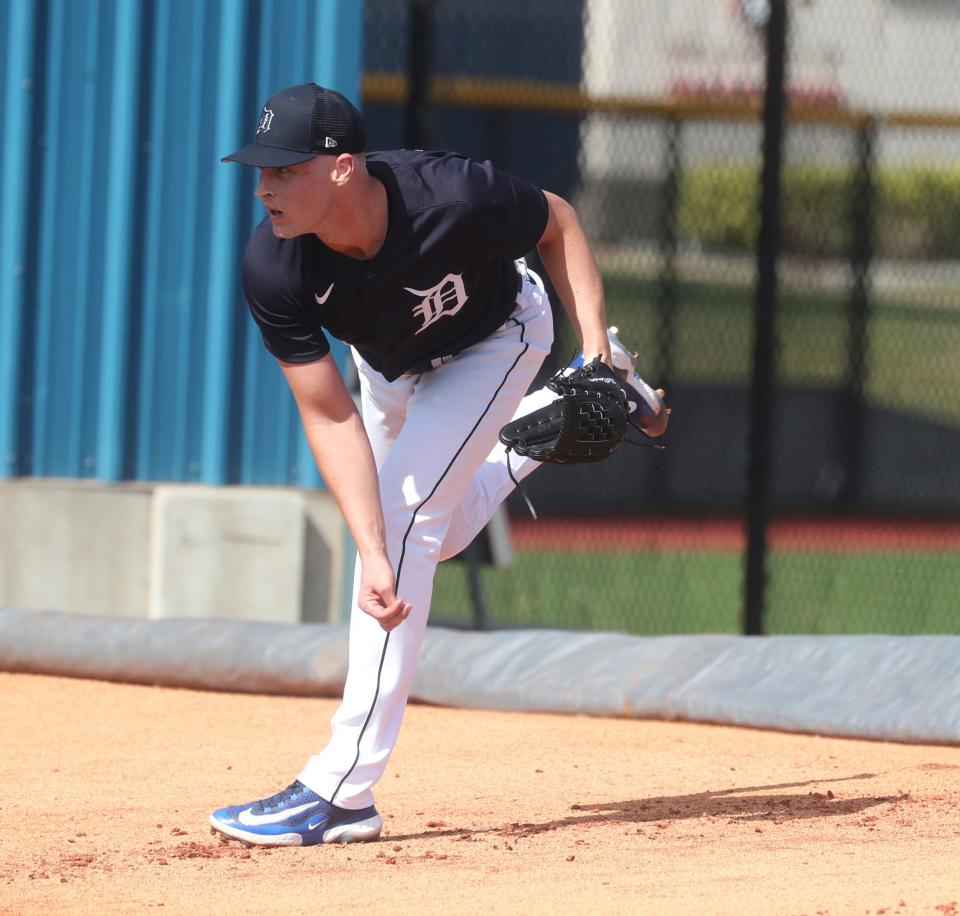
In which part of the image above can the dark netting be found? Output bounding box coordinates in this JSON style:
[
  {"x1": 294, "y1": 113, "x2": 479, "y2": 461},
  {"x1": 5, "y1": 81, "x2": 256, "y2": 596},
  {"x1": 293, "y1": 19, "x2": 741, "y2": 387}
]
[{"x1": 363, "y1": 0, "x2": 960, "y2": 636}]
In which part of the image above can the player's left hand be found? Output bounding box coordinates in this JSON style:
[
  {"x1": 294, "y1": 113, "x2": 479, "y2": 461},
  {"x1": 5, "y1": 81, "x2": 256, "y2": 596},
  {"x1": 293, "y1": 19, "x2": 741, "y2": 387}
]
[
  {"x1": 582, "y1": 348, "x2": 614, "y2": 372},
  {"x1": 499, "y1": 355, "x2": 628, "y2": 465}
]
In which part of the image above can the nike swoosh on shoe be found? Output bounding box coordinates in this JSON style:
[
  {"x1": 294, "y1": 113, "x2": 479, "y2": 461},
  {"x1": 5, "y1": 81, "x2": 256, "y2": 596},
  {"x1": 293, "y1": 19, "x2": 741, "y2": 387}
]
[{"x1": 237, "y1": 800, "x2": 321, "y2": 826}]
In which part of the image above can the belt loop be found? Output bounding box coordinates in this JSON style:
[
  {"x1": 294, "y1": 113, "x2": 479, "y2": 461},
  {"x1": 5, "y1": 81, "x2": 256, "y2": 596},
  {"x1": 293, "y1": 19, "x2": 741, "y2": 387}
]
[{"x1": 514, "y1": 258, "x2": 526, "y2": 299}]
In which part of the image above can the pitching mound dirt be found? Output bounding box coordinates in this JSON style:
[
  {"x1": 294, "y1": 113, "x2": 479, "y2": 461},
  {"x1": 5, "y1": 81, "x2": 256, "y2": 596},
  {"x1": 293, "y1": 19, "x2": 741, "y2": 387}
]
[{"x1": 1, "y1": 673, "x2": 958, "y2": 914}]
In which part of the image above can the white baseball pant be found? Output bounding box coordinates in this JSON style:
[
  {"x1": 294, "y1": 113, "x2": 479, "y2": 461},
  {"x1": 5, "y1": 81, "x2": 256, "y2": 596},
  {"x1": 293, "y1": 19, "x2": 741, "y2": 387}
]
[{"x1": 298, "y1": 267, "x2": 556, "y2": 808}]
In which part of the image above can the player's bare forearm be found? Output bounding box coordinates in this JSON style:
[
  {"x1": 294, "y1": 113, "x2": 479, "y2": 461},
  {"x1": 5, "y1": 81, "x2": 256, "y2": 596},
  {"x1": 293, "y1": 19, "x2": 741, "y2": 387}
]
[
  {"x1": 280, "y1": 357, "x2": 384, "y2": 555},
  {"x1": 302, "y1": 412, "x2": 385, "y2": 558},
  {"x1": 301, "y1": 405, "x2": 411, "y2": 630},
  {"x1": 278, "y1": 355, "x2": 411, "y2": 630},
  {"x1": 536, "y1": 190, "x2": 611, "y2": 366}
]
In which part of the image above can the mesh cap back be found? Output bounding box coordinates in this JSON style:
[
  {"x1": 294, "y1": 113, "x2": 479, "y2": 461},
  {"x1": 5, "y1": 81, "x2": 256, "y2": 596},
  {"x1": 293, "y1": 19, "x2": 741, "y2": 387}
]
[{"x1": 310, "y1": 86, "x2": 366, "y2": 154}]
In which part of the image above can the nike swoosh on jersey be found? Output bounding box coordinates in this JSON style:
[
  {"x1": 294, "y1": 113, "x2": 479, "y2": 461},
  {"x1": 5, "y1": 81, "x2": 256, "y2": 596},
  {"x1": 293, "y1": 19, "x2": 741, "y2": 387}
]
[
  {"x1": 236, "y1": 800, "x2": 321, "y2": 826},
  {"x1": 314, "y1": 283, "x2": 334, "y2": 305}
]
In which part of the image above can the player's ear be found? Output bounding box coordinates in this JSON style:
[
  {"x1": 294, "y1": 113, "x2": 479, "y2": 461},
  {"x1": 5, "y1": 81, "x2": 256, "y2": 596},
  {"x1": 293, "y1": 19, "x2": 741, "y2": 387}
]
[{"x1": 331, "y1": 153, "x2": 358, "y2": 186}]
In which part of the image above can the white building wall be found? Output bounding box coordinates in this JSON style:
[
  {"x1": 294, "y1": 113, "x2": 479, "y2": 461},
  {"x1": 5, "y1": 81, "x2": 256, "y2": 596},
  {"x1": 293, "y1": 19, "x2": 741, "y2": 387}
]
[{"x1": 580, "y1": 0, "x2": 960, "y2": 181}]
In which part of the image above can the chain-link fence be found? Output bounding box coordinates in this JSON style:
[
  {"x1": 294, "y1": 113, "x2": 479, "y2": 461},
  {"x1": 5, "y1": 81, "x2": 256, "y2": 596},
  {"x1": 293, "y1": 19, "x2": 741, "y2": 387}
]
[{"x1": 363, "y1": 0, "x2": 960, "y2": 635}]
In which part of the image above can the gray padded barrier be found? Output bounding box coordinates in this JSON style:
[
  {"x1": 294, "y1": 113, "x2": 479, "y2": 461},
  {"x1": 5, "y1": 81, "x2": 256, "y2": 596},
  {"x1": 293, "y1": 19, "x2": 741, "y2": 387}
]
[
  {"x1": 1, "y1": 608, "x2": 958, "y2": 745},
  {"x1": 0, "y1": 609, "x2": 349, "y2": 696}
]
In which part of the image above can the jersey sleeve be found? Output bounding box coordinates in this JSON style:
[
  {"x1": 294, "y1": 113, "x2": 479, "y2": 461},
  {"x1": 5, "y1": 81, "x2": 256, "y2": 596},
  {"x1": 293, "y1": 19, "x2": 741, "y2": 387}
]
[
  {"x1": 241, "y1": 227, "x2": 331, "y2": 364},
  {"x1": 445, "y1": 155, "x2": 549, "y2": 259}
]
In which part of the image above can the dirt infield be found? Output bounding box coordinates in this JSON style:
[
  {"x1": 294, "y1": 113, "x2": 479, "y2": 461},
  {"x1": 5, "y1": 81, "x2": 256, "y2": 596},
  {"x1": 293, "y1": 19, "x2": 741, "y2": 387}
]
[{"x1": 2, "y1": 673, "x2": 959, "y2": 915}]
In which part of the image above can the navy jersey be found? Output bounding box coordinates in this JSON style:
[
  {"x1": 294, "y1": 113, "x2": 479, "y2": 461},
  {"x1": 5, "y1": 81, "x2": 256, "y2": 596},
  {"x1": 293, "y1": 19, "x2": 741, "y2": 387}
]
[{"x1": 242, "y1": 149, "x2": 549, "y2": 381}]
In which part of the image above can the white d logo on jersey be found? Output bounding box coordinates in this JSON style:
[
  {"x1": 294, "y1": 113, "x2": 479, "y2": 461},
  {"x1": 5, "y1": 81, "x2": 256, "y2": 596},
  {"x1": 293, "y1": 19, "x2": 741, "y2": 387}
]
[{"x1": 405, "y1": 273, "x2": 468, "y2": 335}]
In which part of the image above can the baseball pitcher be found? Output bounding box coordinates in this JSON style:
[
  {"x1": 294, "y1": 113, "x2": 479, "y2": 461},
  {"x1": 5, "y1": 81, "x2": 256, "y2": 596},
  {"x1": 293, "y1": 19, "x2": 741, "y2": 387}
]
[{"x1": 210, "y1": 84, "x2": 668, "y2": 847}]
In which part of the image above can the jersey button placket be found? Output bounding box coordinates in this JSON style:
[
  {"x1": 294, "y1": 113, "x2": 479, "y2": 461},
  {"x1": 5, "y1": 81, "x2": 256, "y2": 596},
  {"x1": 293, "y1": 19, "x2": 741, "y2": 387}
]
[{"x1": 363, "y1": 267, "x2": 388, "y2": 318}]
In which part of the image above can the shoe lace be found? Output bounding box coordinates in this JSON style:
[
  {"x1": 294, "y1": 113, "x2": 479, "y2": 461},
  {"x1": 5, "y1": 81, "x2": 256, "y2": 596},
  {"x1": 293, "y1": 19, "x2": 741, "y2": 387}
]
[{"x1": 255, "y1": 780, "x2": 308, "y2": 813}]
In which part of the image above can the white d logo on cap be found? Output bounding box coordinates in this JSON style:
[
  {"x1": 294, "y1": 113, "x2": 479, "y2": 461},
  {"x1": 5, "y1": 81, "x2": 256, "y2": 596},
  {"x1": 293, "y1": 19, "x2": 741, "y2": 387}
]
[{"x1": 257, "y1": 108, "x2": 275, "y2": 134}]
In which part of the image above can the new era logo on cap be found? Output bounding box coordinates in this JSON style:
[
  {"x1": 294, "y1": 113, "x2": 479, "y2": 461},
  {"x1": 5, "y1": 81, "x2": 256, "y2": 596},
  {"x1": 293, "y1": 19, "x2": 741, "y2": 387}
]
[{"x1": 221, "y1": 83, "x2": 366, "y2": 168}]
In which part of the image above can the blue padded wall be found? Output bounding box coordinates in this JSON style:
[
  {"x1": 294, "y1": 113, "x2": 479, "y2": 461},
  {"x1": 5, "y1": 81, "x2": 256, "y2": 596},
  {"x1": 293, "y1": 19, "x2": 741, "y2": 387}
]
[{"x1": 0, "y1": 0, "x2": 363, "y2": 486}]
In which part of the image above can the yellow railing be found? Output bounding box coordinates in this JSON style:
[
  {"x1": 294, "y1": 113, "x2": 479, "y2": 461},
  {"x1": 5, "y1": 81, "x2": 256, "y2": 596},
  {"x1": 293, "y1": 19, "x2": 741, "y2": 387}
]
[{"x1": 362, "y1": 72, "x2": 960, "y2": 130}]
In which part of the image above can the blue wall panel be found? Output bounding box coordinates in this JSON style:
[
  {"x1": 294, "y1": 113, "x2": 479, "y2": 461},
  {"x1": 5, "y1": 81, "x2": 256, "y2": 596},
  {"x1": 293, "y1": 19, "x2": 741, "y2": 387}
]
[{"x1": 0, "y1": 0, "x2": 363, "y2": 486}]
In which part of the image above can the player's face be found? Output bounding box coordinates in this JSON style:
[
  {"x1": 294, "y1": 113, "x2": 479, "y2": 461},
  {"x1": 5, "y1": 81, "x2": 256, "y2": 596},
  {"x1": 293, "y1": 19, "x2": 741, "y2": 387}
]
[{"x1": 255, "y1": 159, "x2": 332, "y2": 238}]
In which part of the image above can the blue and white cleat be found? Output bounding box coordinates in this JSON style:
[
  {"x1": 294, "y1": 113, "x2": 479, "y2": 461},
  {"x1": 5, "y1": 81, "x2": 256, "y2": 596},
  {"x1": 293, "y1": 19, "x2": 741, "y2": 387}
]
[
  {"x1": 209, "y1": 780, "x2": 383, "y2": 847},
  {"x1": 569, "y1": 327, "x2": 670, "y2": 438}
]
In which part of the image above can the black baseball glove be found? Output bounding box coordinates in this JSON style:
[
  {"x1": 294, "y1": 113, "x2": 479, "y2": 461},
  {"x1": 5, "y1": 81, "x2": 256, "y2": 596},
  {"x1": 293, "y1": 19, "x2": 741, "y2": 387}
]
[{"x1": 499, "y1": 356, "x2": 628, "y2": 464}]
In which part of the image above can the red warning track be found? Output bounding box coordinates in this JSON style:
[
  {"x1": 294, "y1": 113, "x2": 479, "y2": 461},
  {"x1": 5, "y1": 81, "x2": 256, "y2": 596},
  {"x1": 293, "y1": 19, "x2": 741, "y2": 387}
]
[{"x1": 509, "y1": 517, "x2": 960, "y2": 552}]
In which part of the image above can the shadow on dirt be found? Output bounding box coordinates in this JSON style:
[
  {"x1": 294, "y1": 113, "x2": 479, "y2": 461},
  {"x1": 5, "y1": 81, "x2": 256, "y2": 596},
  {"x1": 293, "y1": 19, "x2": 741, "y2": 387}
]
[{"x1": 389, "y1": 772, "x2": 910, "y2": 841}]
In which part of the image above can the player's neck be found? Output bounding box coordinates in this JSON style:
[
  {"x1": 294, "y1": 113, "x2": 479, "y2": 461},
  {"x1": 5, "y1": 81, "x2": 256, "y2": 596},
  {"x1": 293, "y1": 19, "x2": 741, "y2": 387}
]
[{"x1": 314, "y1": 174, "x2": 388, "y2": 261}]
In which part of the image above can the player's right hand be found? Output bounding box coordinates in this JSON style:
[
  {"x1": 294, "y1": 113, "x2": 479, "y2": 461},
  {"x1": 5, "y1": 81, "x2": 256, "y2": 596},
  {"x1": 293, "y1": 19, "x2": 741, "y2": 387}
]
[{"x1": 357, "y1": 557, "x2": 412, "y2": 631}]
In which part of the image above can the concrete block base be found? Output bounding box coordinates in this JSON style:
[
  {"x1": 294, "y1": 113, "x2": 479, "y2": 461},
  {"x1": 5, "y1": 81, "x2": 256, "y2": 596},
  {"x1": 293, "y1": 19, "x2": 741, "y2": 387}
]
[{"x1": 0, "y1": 479, "x2": 346, "y2": 623}]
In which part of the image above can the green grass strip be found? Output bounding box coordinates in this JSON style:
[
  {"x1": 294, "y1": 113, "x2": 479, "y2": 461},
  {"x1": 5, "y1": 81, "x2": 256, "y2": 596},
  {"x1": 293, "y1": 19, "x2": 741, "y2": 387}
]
[{"x1": 431, "y1": 549, "x2": 960, "y2": 636}]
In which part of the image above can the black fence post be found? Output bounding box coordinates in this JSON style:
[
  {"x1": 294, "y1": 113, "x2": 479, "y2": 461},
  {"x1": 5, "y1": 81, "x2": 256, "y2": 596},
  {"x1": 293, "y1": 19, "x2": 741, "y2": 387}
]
[
  {"x1": 463, "y1": 542, "x2": 491, "y2": 631},
  {"x1": 744, "y1": 0, "x2": 788, "y2": 637},
  {"x1": 648, "y1": 116, "x2": 682, "y2": 505},
  {"x1": 405, "y1": 0, "x2": 436, "y2": 150},
  {"x1": 655, "y1": 117, "x2": 681, "y2": 387},
  {"x1": 839, "y1": 118, "x2": 876, "y2": 507}
]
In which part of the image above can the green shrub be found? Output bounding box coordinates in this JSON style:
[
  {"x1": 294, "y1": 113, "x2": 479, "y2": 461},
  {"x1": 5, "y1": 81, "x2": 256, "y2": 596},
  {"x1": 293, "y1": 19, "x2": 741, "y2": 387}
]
[
  {"x1": 879, "y1": 167, "x2": 960, "y2": 258},
  {"x1": 677, "y1": 164, "x2": 960, "y2": 259},
  {"x1": 678, "y1": 164, "x2": 759, "y2": 252}
]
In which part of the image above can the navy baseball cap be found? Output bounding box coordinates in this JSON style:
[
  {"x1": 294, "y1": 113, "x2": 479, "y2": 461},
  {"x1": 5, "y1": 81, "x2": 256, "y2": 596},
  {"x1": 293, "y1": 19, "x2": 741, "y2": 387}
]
[{"x1": 222, "y1": 83, "x2": 366, "y2": 167}]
